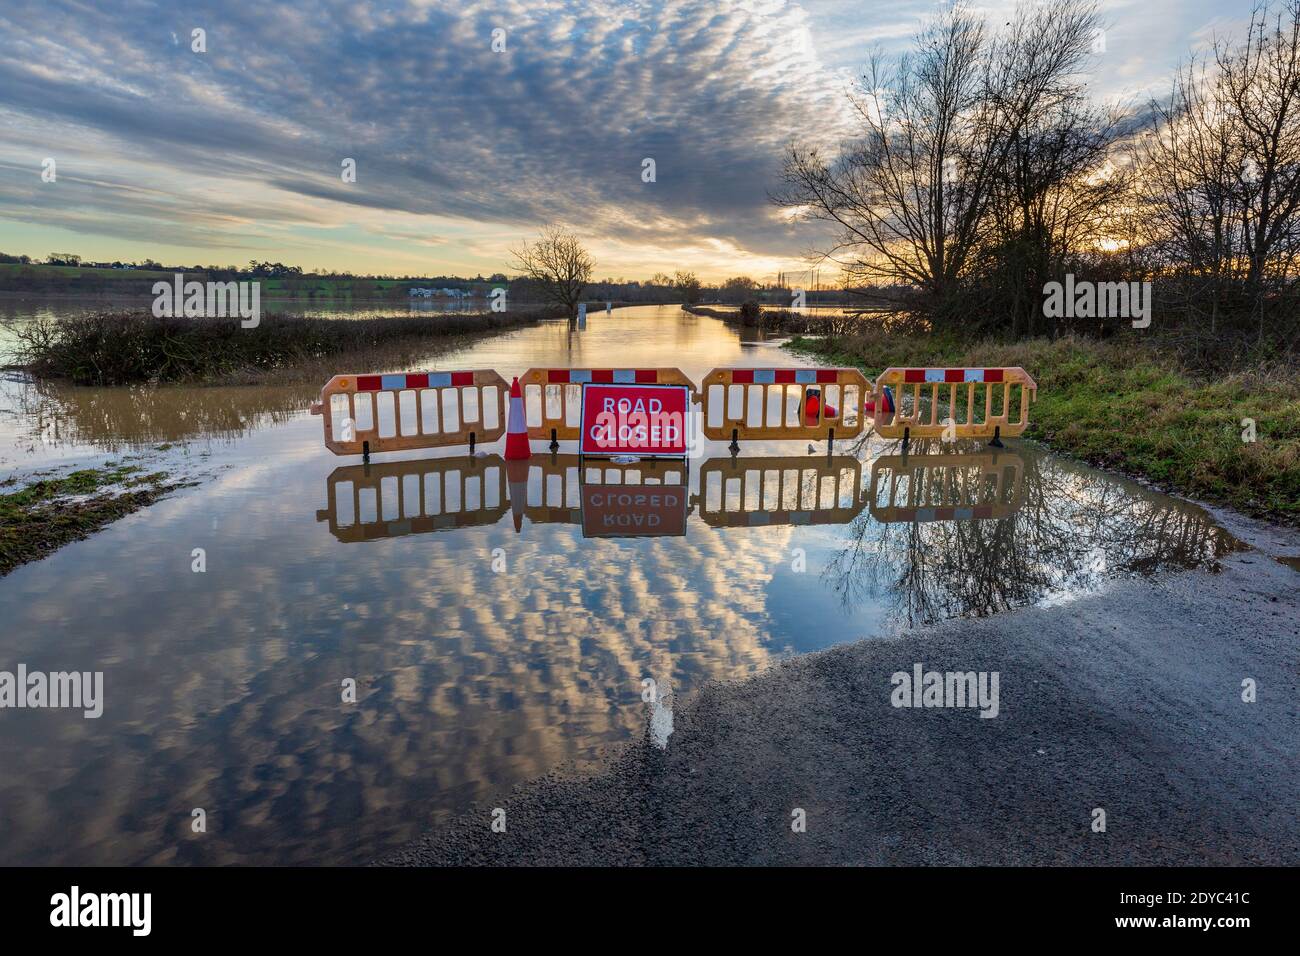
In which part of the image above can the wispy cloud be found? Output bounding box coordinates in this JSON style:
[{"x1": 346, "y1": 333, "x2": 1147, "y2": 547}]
[{"x1": 0, "y1": 0, "x2": 1243, "y2": 278}]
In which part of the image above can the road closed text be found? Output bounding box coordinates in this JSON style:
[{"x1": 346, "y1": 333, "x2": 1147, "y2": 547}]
[{"x1": 580, "y1": 384, "x2": 689, "y2": 457}]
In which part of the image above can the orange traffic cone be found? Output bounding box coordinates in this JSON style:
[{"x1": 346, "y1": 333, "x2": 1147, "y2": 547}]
[
  {"x1": 505, "y1": 376, "x2": 531, "y2": 460},
  {"x1": 803, "y1": 388, "x2": 838, "y2": 426},
  {"x1": 505, "y1": 457, "x2": 529, "y2": 533},
  {"x1": 865, "y1": 385, "x2": 895, "y2": 427}
]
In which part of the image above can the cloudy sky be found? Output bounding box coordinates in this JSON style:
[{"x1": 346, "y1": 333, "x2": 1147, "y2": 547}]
[{"x1": 0, "y1": 0, "x2": 1251, "y2": 281}]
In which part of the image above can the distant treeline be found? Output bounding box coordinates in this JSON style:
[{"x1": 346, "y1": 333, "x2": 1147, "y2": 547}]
[
  {"x1": 0, "y1": 256, "x2": 872, "y2": 308},
  {"x1": 0, "y1": 259, "x2": 696, "y2": 303},
  {"x1": 0, "y1": 260, "x2": 500, "y2": 299}
]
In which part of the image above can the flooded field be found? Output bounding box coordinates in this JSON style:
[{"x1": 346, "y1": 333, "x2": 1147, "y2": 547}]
[{"x1": 0, "y1": 305, "x2": 1240, "y2": 865}]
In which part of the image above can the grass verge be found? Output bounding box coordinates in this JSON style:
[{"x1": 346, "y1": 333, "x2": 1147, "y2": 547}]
[
  {"x1": 0, "y1": 465, "x2": 192, "y2": 575},
  {"x1": 790, "y1": 329, "x2": 1300, "y2": 524}
]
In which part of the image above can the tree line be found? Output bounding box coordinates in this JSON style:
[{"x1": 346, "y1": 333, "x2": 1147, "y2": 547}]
[{"x1": 774, "y1": 0, "x2": 1300, "y2": 361}]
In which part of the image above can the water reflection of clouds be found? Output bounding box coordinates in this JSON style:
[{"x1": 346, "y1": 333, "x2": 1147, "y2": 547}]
[
  {"x1": 0, "y1": 449, "x2": 796, "y2": 863},
  {"x1": 0, "y1": 437, "x2": 1238, "y2": 864},
  {"x1": 0, "y1": 305, "x2": 1242, "y2": 865}
]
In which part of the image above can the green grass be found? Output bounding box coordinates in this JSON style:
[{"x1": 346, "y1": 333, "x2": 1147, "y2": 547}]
[
  {"x1": 0, "y1": 262, "x2": 173, "y2": 280},
  {"x1": 791, "y1": 330, "x2": 1300, "y2": 523},
  {"x1": 0, "y1": 465, "x2": 188, "y2": 575}
]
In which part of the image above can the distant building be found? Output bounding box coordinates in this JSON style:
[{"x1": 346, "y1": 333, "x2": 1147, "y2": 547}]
[{"x1": 408, "y1": 287, "x2": 471, "y2": 298}]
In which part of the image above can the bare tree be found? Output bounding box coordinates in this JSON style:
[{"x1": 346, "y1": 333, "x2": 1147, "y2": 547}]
[
  {"x1": 674, "y1": 269, "x2": 702, "y2": 304},
  {"x1": 1224, "y1": 1, "x2": 1300, "y2": 304},
  {"x1": 510, "y1": 224, "x2": 594, "y2": 319},
  {"x1": 775, "y1": 0, "x2": 1103, "y2": 330},
  {"x1": 720, "y1": 276, "x2": 757, "y2": 304},
  {"x1": 1135, "y1": 0, "x2": 1300, "y2": 343},
  {"x1": 985, "y1": 93, "x2": 1127, "y2": 337},
  {"x1": 1131, "y1": 55, "x2": 1247, "y2": 334}
]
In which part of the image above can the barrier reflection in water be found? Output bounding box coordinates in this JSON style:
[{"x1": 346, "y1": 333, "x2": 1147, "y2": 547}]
[
  {"x1": 869, "y1": 451, "x2": 1025, "y2": 523},
  {"x1": 316, "y1": 454, "x2": 510, "y2": 542},
  {"x1": 312, "y1": 445, "x2": 1241, "y2": 634},
  {"x1": 316, "y1": 451, "x2": 889, "y2": 541},
  {"x1": 314, "y1": 448, "x2": 1053, "y2": 543},
  {"x1": 694, "y1": 456, "x2": 866, "y2": 529}
]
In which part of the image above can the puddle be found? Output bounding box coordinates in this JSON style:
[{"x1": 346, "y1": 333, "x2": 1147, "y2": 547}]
[{"x1": 0, "y1": 305, "x2": 1242, "y2": 864}]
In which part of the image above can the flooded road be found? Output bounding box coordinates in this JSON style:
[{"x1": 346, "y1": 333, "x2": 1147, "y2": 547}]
[{"x1": 0, "y1": 306, "x2": 1240, "y2": 865}]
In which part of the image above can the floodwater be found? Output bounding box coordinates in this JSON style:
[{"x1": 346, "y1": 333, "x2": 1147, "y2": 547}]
[{"x1": 0, "y1": 304, "x2": 1240, "y2": 865}]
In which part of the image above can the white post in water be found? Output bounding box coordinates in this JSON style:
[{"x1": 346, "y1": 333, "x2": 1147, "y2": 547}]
[
  {"x1": 578, "y1": 302, "x2": 587, "y2": 329},
  {"x1": 606, "y1": 301, "x2": 612, "y2": 315}
]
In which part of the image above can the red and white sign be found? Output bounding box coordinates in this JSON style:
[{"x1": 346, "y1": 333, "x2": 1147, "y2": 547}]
[
  {"x1": 579, "y1": 383, "x2": 689, "y2": 458},
  {"x1": 581, "y1": 485, "x2": 689, "y2": 537}
]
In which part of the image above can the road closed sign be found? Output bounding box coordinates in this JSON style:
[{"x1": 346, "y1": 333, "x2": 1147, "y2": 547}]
[
  {"x1": 579, "y1": 383, "x2": 689, "y2": 458},
  {"x1": 581, "y1": 484, "x2": 689, "y2": 537}
]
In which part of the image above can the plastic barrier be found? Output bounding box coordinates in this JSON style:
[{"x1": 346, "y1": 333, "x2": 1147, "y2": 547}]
[
  {"x1": 699, "y1": 367, "x2": 870, "y2": 445},
  {"x1": 310, "y1": 370, "x2": 509, "y2": 456},
  {"x1": 316, "y1": 454, "x2": 509, "y2": 542},
  {"x1": 515, "y1": 453, "x2": 690, "y2": 536},
  {"x1": 310, "y1": 364, "x2": 1036, "y2": 455},
  {"x1": 518, "y1": 367, "x2": 697, "y2": 445},
  {"x1": 868, "y1": 451, "x2": 1024, "y2": 523},
  {"x1": 871, "y1": 367, "x2": 1036, "y2": 441},
  {"x1": 695, "y1": 455, "x2": 865, "y2": 529}
]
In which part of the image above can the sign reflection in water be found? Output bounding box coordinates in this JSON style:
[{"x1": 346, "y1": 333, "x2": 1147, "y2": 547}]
[{"x1": 315, "y1": 452, "x2": 876, "y2": 542}]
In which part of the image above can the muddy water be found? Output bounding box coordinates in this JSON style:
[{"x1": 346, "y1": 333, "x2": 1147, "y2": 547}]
[{"x1": 0, "y1": 305, "x2": 1238, "y2": 864}]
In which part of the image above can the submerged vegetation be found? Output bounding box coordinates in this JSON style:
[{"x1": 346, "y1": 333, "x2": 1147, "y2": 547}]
[
  {"x1": 684, "y1": 303, "x2": 877, "y2": 336},
  {"x1": 0, "y1": 465, "x2": 191, "y2": 575},
  {"x1": 13, "y1": 309, "x2": 559, "y2": 386},
  {"x1": 792, "y1": 329, "x2": 1300, "y2": 523}
]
